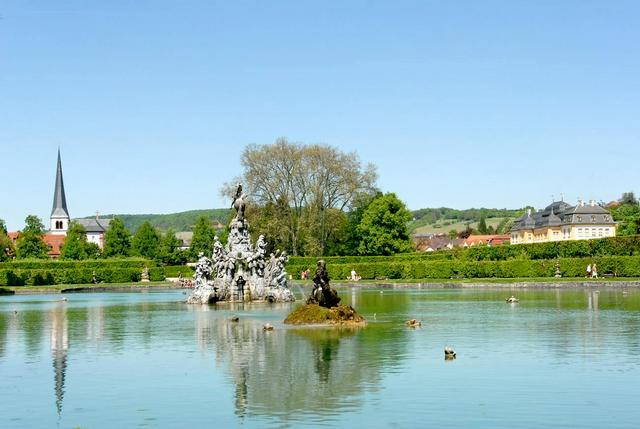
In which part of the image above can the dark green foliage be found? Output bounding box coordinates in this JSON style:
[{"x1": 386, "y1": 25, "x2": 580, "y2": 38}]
[
  {"x1": 288, "y1": 256, "x2": 640, "y2": 280},
  {"x1": 132, "y1": 221, "x2": 161, "y2": 259},
  {"x1": 15, "y1": 215, "x2": 49, "y2": 259},
  {"x1": 103, "y1": 218, "x2": 132, "y2": 257},
  {"x1": 85, "y1": 242, "x2": 102, "y2": 259},
  {"x1": 356, "y1": 193, "x2": 413, "y2": 255},
  {"x1": 0, "y1": 259, "x2": 194, "y2": 286},
  {"x1": 0, "y1": 268, "x2": 142, "y2": 286},
  {"x1": 477, "y1": 216, "x2": 488, "y2": 234},
  {"x1": 60, "y1": 222, "x2": 89, "y2": 260},
  {"x1": 0, "y1": 219, "x2": 15, "y2": 262},
  {"x1": 155, "y1": 229, "x2": 187, "y2": 265},
  {"x1": 190, "y1": 216, "x2": 217, "y2": 259},
  {"x1": 610, "y1": 204, "x2": 640, "y2": 236}
]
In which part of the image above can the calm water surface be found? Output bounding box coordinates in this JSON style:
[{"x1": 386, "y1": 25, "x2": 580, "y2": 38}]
[{"x1": 1, "y1": 286, "x2": 639, "y2": 428}]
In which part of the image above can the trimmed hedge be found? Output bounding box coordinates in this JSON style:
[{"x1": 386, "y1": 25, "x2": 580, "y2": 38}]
[
  {"x1": 288, "y1": 256, "x2": 640, "y2": 280},
  {"x1": 465, "y1": 236, "x2": 640, "y2": 261},
  {"x1": 0, "y1": 258, "x2": 154, "y2": 270},
  {"x1": 0, "y1": 268, "x2": 143, "y2": 286},
  {"x1": 0, "y1": 259, "x2": 195, "y2": 286}
]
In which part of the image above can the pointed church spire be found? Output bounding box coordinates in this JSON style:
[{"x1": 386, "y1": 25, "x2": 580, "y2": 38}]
[{"x1": 51, "y1": 148, "x2": 69, "y2": 219}]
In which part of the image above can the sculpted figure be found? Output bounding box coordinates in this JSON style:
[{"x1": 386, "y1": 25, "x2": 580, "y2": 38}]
[
  {"x1": 307, "y1": 260, "x2": 340, "y2": 308},
  {"x1": 194, "y1": 252, "x2": 213, "y2": 283},
  {"x1": 231, "y1": 183, "x2": 247, "y2": 222}
]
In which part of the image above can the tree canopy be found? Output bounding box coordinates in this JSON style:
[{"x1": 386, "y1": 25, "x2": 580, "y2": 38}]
[
  {"x1": 60, "y1": 222, "x2": 90, "y2": 260},
  {"x1": 16, "y1": 215, "x2": 49, "y2": 259},
  {"x1": 0, "y1": 218, "x2": 15, "y2": 261},
  {"x1": 190, "y1": 216, "x2": 217, "y2": 258},
  {"x1": 355, "y1": 193, "x2": 413, "y2": 256},
  {"x1": 103, "y1": 217, "x2": 132, "y2": 257},
  {"x1": 132, "y1": 221, "x2": 161, "y2": 259},
  {"x1": 227, "y1": 138, "x2": 378, "y2": 256}
]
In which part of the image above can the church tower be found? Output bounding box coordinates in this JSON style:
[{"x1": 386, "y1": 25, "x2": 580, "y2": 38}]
[{"x1": 50, "y1": 149, "x2": 70, "y2": 235}]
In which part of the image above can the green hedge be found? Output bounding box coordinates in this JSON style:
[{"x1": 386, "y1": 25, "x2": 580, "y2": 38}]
[
  {"x1": 0, "y1": 258, "x2": 155, "y2": 270},
  {"x1": 465, "y1": 236, "x2": 640, "y2": 261},
  {"x1": 288, "y1": 256, "x2": 640, "y2": 280},
  {"x1": 0, "y1": 268, "x2": 143, "y2": 286}
]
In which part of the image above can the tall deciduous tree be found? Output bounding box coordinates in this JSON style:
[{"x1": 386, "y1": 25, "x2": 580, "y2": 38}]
[
  {"x1": 103, "y1": 217, "x2": 132, "y2": 257},
  {"x1": 356, "y1": 193, "x2": 413, "y2": 256},
  {"x1": 60, "y1": 222, "x2": 89, "y2": 260},
  {"x1": 227, "y1": 138, "x2": 378, "y2": 255},
  {"x1": 16, "y1": 215, "x2": 50, "y2": 259},
  {"x1": 132, "y1": 221, "x2": 160, "y2": 259},
  {"x1": 190, "y1": 216, "x2": 217, "y2": 259}
]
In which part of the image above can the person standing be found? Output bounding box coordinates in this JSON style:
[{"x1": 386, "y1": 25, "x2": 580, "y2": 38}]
[
  {"x1": 586, "y1": 264, "x2": 592, "y2": 278},
  {"x1": 592, "y1": 263, "x2": 598, "y2": 278}
]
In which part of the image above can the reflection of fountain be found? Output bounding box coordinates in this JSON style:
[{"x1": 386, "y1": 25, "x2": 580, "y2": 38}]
[
  {"x1": 192, "y1": 312, "x2": 381, "y2": 420},
  {"x1": 50, "y1": 305, "x2": 68, "y2": 417},
  {"x1": 188, "y1": 183, "x2": 295, "y2": 304}
]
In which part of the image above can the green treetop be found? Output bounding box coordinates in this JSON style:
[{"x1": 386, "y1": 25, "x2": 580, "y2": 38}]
[
  {"x1": 156, "y1": 228, "x2": 187, "y2": 265},
  {"x1": 132, "y1": 221, "x2": 161, "y2": 259},
  {"x1": 190, "y1": 216, "x2": 217, "y2": 259},
  {"x1": 60, "y1": 222, "x2": 89, "y2": 260},
  {"x1": 0, "y1": 218, "x2": 15, "y2": 261},
  {"x1": 16, "y1": 215, "x2": 50, "y2": 259},
  {"x1": 355, "y1": 193, "x2": 413, "y2": 256},
  {"x1": 103, "y1": 217, "x2": 132, "y2": 257}
]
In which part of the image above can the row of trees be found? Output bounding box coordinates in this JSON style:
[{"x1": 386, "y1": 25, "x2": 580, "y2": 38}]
[{"x1": 0, "y1": 216, "x2": 187, "y2": 264}]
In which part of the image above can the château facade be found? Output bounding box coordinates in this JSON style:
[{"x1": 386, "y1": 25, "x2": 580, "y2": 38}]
[{"x1": 510, "y1": 200, "x2": 616, "y2": 244}]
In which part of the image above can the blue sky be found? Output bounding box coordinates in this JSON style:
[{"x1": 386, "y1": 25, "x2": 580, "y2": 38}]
[{"x1": 1, "y1": 0, "x2": 639, "y2": 230}]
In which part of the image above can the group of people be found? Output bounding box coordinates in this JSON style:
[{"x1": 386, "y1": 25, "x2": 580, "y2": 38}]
[
  {"x1": 586, "y1": 263, "x2": 598, "y2": 278},
  {"x1": 300, "y1": 269, "x2": 311, "y2": 280}
]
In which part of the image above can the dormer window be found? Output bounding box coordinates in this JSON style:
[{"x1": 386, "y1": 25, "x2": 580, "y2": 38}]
[
  {"x1": 604, "y1": 215, "x2": 610, "y2": 222},
  {"x1": 577, "y1": 215, "x2": 582, "y2": 222},
  {"x1": 591, "y1": 215, "x2": 596, "y2": 223}
]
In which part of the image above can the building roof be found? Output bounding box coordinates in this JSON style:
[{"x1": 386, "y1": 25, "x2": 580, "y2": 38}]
[
  {"x1": 75, "y1": 218, "x2": 112, "y2": 233},
  {"x1": 463, "y1": 234, "x2": 510, "y2": 246},
  {"x1": 512, "y1": 200, "x2": 615, "y2": 232},
  {"x1": 7, "y1": 232, "x2": 65, "y2": 257},
  {"x1": 51, "y1": 149, "x2": 70, "y2": 219}
]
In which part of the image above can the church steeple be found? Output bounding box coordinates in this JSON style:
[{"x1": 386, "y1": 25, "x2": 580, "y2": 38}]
[{"x1": 50, "y1": 149, "x2": 70, "y2": 234}]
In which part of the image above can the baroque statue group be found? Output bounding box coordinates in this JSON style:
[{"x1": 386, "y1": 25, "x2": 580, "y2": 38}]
[{"x1": 187, "y1": 184, "x2": 295, "y2": 304}]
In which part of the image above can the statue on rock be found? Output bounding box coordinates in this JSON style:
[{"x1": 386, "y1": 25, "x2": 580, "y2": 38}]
[
  {"x1": 187, "y1": 184, "x2": 295, "y2": 304},
  {"x1": 307, "y1": 260, "x2": 341, "y2": 308}
]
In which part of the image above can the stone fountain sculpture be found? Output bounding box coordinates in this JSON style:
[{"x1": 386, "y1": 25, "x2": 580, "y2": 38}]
[{"x1": 187, "y1": 184, "x2": 296, "y2": 304}]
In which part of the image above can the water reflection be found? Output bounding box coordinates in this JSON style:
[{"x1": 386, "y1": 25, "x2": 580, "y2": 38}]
[
  {"x1": 193, "y1": 307, "x2": 396, "y2": 421},
  {"x1": 50, "y1": 304, "x2": 68, "y2": 416},
  {"x1": 1, "y1": 288, "x2": 640, "y2": 428}
]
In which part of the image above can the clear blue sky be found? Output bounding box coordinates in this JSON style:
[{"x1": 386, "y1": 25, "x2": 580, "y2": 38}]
[{"x1": 1, "y1": 0, "x2": 639, "y2": 230}]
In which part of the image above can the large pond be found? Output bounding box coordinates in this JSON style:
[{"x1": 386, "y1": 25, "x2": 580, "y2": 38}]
[{"x1": 1, "y1": 286, "x2": 639, "y2": 428}]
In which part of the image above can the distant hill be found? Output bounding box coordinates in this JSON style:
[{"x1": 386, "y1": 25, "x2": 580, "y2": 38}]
[
  {"x1": 78, "y1": 209, "x2": 232, "y2": 233},
  {"x1": 78, "y1": 206, "x2": 522, "y2": 235},
  {"x1": 409, "y1": 207, "x2": 522, "y2": 235}
]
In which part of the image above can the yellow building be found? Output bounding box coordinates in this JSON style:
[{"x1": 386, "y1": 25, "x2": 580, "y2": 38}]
[{"x1": 510, "y1": 200, "x2": 616, "y2": 244}]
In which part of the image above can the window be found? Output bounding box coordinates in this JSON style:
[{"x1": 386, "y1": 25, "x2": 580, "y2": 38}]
[
  {"x1": 591, "y1": 215, "x2": 596, "y2": 223},
  {"x1": 604, "y1": 215, "x2": 610, "y2": 222},
  {"x1": 598, "y1": 228, "x2": 603, "y2": 237},
  {"x1": 577, "y1": 215, "x2": 582, "y2": 222},
  {"x1": 577, "y1": 228, "x2": 582, "y2": 238},
  {"x1": 591, "y1": 228, "x2": 596, "y2": 237}
]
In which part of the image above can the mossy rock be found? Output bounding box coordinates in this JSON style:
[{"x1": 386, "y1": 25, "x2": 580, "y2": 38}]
[{"x1": 284, "y1": 304, "x2": 366, "y2": 326}]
